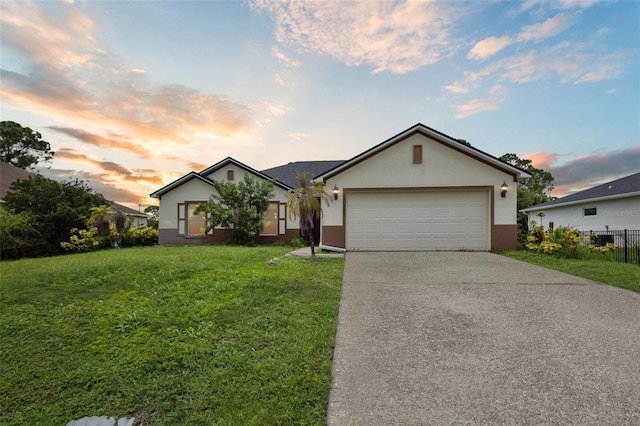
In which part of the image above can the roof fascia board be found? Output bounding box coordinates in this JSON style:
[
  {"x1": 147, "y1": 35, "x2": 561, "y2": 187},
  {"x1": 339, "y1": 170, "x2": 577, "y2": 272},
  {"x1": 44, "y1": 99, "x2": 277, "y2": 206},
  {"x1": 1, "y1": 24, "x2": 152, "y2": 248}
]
[
  {"x1": 314, "y1": 123, "x2": 530, "y2": 182},
  {"x1": 521, "y1": 191, "x2": 640, "y2": 213},
  {"x1": 149, "y1": 172, "x2": 213, "y2": 199},
  {"x1": 201, "y1": 157, "x2": 292, "y2": 190}
]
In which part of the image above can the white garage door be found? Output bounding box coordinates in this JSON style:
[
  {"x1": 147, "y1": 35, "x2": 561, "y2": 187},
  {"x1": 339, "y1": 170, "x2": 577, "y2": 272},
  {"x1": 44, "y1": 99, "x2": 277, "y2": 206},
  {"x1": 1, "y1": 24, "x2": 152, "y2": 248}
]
[{"x1": 346, "y1": 191, "x2": 488, "y2": 251}]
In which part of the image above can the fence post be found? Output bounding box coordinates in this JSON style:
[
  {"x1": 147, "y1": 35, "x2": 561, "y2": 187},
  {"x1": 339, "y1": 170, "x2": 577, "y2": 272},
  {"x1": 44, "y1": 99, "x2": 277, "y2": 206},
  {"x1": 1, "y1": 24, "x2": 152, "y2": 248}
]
[{"x1": 624, "y1": 229, "x2": 628, "y2": 264}]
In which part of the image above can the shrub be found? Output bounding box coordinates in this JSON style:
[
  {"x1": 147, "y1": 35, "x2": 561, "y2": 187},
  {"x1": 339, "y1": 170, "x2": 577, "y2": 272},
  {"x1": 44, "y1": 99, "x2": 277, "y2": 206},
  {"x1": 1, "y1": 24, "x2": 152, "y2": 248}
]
[
  {"x1": 123, "y1": 226, "x2": 158, "y2": 247},
  {"x1": 525, "y1": 222, "x2": 620, "y2": 259},
  {"x1": 290, "y1": 237, "x2": 306, "y2": 249},
  {"x1": 61, "y1": 226, "x2": 158, "y2": 252}
]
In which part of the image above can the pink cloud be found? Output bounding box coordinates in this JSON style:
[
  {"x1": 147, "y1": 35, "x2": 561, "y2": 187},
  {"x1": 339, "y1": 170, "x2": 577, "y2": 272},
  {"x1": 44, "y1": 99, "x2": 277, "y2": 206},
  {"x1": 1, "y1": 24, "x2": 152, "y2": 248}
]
[
  {"x1": 467, "y1": 36, "x2": 512, "y2": 61},
  {"x1": 0, "y1": 1, "x2": 254, "y2": 149},
  {"x1": 48, "y1": 127, "x2": 153, "y2": 158},
  {"x1": 522, "y1": 151, "x2": 561, "y2": 169},
  {"x1": 55, "y1": 148, "x2": 164, "y2": 186},
  {"x1": 518, "y1": 14, "x2": 574, "y2": 42},
  {"x1": 253, "y1": 0, "x2": 459, "y2": 74},
  {"x1": 522, "y1": 147, "x2": 640, "y2": 197}
]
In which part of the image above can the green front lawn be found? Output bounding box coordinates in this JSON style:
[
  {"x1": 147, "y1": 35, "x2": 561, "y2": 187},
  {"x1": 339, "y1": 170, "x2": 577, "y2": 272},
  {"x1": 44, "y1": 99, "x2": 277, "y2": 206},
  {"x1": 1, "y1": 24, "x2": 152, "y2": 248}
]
[
  {"x1": 0, "y1": 245, "x2": 345, "y2": 425},
  {"x1": 497, "y1": 250, "x2": 640, "y2": 293}
]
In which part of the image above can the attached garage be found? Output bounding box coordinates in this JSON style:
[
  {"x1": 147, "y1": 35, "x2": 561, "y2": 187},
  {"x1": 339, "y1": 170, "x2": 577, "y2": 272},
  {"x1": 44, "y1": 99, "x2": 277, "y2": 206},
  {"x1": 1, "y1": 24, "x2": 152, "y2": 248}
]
[
  {"x1": 346, "y1": 190, "x2": 489, "y2": 251},
  {"x1": 315, "y1": 124, "x2": 531, "y2": 251}
]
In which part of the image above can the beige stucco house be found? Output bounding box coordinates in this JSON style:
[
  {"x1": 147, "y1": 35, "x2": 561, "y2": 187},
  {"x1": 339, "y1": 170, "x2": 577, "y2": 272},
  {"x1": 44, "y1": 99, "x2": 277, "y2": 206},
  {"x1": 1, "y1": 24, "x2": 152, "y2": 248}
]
[{"x1": 150, "y1": 123, "x2": 530, "y2": 250}]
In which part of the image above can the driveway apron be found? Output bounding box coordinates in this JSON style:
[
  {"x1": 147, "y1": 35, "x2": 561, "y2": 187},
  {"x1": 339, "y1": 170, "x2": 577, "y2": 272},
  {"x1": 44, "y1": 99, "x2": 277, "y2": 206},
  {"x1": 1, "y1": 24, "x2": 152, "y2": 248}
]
[{"x1": 327, "y1": 252, "x2": 640, "y2": 425}]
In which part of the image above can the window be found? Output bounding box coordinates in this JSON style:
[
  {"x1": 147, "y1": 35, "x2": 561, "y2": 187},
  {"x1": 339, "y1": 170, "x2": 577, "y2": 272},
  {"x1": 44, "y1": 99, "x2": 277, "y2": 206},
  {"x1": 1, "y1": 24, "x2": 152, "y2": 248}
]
[
  {"x1": 227, "y1": 170, "x2": 234, "y2": 181},
  {"x1": 413, "y1": 145, "x2": 422, "y2": 164},
  {"x1": 548, "y1": 222, "x2": 554, "y2": 231},
  {"x1": 261, "y1": 202, "x2": 278, "y2": 236},
  {"x1": 178, "y1": 202, "x2": 207, "y2": 237},
  {"x1": 584, "y1": 207, "x2": 597, "y2": 216}
]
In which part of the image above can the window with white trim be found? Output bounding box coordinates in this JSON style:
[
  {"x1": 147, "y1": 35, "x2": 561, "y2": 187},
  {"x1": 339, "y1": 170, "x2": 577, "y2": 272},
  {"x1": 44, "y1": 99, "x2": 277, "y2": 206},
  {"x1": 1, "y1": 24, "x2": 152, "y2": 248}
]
[
  {"x1": 178, "y1": 202, "x2": 207, "y2": 237},
  {"x1": 583, "y1": 207, "x2": 597, "y2": 217},
  {"x1": 261, "y1": 202, "x2": 278, "y2": 236}
]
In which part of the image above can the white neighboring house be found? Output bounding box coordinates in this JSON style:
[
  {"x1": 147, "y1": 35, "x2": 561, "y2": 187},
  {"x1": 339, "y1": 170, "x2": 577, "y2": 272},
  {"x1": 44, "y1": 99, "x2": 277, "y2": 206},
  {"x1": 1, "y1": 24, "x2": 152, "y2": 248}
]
[
  {"x1": 109, "y1": 201, "x2": 150, "y2": 227},
  {"x1": 521, "y1": 172, "x2": 640, "y2": 232}
]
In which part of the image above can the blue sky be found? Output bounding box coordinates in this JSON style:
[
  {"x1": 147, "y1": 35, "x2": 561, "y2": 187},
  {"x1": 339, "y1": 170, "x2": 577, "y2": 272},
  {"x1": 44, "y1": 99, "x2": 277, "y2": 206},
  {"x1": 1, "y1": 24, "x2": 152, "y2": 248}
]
[{"x1": 1, "y1": 0, "x2": 638, "y2": 208}]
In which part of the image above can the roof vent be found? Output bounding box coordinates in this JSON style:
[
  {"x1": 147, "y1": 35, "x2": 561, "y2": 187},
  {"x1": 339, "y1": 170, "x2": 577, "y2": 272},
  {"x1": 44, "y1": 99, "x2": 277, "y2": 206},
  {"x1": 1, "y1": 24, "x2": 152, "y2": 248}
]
[{"x1": 608, "y1": 185, "x2": 613, "y2": 190}]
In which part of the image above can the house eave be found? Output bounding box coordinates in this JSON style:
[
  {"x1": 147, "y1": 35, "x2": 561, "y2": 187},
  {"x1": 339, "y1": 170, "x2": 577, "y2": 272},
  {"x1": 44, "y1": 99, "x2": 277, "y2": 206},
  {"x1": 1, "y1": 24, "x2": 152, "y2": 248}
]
[
  {"x1": 200, "y1": 157, "x2": 292, "y2": 191},
  {"x1": 314, "y1": 123, "x2": 531, "y2": 183},
  {"x1": 150, "y1": 172, "x2": 213, "y2": 199},
  {"x1": 520, "y1": 191, "x2": 640, "y2": 213}
]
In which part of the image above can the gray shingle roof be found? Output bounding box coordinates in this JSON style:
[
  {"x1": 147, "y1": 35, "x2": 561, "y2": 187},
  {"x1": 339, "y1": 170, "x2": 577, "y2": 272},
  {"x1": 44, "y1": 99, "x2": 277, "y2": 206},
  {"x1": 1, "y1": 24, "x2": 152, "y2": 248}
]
[
  {"x1": 261, "y1": 160, "x2": 346, "y2": 189},
  {"x1": 525, "y1": 171, "x2": 640, "y2": 211},
  {"x1": 0, "y1": 162, "x2": 36, "y2": 200}
]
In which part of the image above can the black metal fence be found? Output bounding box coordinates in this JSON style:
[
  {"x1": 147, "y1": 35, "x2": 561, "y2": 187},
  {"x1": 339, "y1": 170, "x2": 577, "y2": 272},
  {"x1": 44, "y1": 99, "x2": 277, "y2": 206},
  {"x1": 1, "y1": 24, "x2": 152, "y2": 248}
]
[{"x1": 578, "y1": 229, "x2": 640, "y2": 265}]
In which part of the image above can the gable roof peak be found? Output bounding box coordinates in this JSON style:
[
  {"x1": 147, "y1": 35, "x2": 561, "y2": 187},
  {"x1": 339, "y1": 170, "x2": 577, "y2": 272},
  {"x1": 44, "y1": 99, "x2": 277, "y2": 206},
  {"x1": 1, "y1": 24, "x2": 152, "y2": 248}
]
[{"x1": 314, "y1": 123, "x2": 531, "y2": 182}]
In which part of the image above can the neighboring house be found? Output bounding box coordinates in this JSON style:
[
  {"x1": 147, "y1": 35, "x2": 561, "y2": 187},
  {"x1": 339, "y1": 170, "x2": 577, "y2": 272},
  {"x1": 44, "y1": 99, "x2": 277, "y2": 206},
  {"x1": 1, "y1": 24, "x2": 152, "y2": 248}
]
[
  {"x1": 521, "y1": 172, "x2": 640, "y2": 232},
  {"x1": 0, "y1": 161, "x2": 36, "y2": 203},
  {"x1": 109, "y1": 201, "x2": 150, "y2": 227},
  {"x1": 151, "y1": 123, "x2": 530, "y2": 250}
]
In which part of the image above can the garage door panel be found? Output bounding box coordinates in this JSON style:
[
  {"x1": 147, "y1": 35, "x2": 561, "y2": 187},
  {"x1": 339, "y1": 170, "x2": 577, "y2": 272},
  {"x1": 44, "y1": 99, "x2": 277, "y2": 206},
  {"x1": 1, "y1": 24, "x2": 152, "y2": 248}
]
[{"x1": 346, "y1": 191, "x2": 488, "y2": 251}]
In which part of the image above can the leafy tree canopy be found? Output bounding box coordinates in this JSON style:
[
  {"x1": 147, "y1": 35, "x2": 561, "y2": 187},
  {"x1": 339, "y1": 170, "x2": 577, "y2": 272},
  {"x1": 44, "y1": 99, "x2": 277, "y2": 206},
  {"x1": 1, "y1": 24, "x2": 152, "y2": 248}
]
[
  {"x1": 144, "y1": 205, "x2": 159, "y2": 220},
  {"x1": 0, "y1": 121, "x2": 54, "y2": 170},
  {"x1": 500, "y1": 153, "x2": 555, "y2": 209},
  {"x1": 195, "y1": 173, "x2": 275, "y2": 244},
  {"x1": 2, "y1": 175, "x2": 107, "y2": 257}
]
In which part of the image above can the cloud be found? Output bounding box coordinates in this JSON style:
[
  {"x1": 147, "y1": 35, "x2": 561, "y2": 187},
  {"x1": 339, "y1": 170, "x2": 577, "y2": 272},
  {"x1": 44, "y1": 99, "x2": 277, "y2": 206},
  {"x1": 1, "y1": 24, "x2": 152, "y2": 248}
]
[
  {"x1": 454, "y1": 85, "x2": 507, "y2": 118},
  {"x1": 55, "y1": 148, "x2": 164, "y2": 186},
  {"x1": 522, "y1": 151, "x2": 562, "y2": 169},
  {"x1": 287, "y1": 132, "x2": 309, "y2": 141},
  {"x1": 517, "y1": 13, "x2": 574, "y2": 42},
  {"x1": 252, "y1": 0, "x2": 458, "y2": 74},
  {"x1": 468, "y1": 36, "x2": 512, "y2": 61},
  {"x1": 449, "y1": 41, "x2": 629, "y2": 93},
  {"x1": 36, "y1": 167, "x2": 149, "y2": 206},
  {"x1": 47, "y1": 127, "x2": 153, "y2": 158},
  {"x1": 0, "y1": 1, "x2": 254, "y2": 147},
  {"x1": 523, "y1": 147, "x2": 640, "y2": 196},
  {"x1": 444, "y1": 84, "x2": 469, "y2": 94},
  {"x1": 188, "y1": 162, "x2": 208, "y2": 171},
  {"x1": 521, "y1": 0, "x2": 597, "y2": 12},
  {"x1": 271, "y1": 46, "x2": 301, "y2": 68}
]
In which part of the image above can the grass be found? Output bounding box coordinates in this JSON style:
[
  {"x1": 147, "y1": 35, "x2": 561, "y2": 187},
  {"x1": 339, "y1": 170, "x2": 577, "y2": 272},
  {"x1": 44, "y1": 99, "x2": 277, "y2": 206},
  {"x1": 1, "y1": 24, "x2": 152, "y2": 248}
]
[
  {"x1": 0, "y1": 245, "x2": 345, "y2": 425},
  {"x1": 496, "y1": 250, "x2": 640, "y2": 293}
]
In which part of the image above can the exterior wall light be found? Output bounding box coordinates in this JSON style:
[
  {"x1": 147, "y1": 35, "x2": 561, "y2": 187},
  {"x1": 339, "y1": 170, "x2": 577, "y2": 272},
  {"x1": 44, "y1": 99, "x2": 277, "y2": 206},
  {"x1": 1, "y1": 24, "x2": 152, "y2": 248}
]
[
  {"x1": 333, "y1": 185, "x2": 339, "y2": 200},
  {"x1": 500, "y1": 181, "x2": 509, "y2": 198}
]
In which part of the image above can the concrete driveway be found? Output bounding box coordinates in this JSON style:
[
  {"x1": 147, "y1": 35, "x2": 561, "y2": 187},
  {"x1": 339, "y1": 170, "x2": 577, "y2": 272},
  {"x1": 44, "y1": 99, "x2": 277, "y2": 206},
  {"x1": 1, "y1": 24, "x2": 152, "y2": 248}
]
[{"x1": 327, "y1": 252, "x2": 640, "y2": 425}]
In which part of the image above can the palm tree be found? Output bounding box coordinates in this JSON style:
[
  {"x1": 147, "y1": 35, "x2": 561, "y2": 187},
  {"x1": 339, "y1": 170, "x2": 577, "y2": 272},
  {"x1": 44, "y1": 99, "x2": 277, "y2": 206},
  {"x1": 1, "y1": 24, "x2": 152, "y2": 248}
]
[
  {"x1": 87, "y1": 205, "x2": 116, "y2": 237},
  {"x1": 286, "y1": 172, "x2": 332, "y2": 257}
]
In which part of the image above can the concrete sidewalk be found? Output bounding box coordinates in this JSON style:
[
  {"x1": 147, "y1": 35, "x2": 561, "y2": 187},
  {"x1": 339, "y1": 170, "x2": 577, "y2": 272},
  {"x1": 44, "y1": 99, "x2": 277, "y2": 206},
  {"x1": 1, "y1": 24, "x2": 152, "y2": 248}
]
[
  {"x1": 286, "y1": 246, "x2": 345, "y2": 259},
  {"x1": 327, "y1": 252, "x2": 640, "y2": 425}
]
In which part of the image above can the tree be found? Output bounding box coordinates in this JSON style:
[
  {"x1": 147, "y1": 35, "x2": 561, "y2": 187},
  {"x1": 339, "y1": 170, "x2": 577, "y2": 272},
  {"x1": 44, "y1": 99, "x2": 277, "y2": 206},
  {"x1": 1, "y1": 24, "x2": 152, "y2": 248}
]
[
  {"x1": 2, "y1": 176, "x2": 107, "y2": 257},
  {"x1": 286, "y1": 172, "x2": 332, "y2": 257},
  {"x1": 0, "y1": 121, "x2": 54, "y2": 169},
  {"x1": 144, "y1": 205, "x2": 159, "y2": 220},
  {"x1": 144, "y1": 205, "x2": 159, "y2": 229},
  {"x1": 0, "y1": 207, "x2": 43, "y2": 260},
  {"x1": 499, "y1": 153, "x2": 555, "y2": 208},
  {"x1": 195, "y1": 173, "x2": 275, "y2": 244},
  {"x1": 500, "y1": 153, "x2": 555, "y2": 246},
  {"x1": 88, "y1": 205, "x2": 116, "y2": 236}
]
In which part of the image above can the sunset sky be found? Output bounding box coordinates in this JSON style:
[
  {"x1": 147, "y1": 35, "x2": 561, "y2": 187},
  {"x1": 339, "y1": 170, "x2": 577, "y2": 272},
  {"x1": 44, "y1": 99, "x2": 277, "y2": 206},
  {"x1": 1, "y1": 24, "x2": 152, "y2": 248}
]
[{"x1": 1, "y1": 0, "x2": 638, "y2": 210}]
